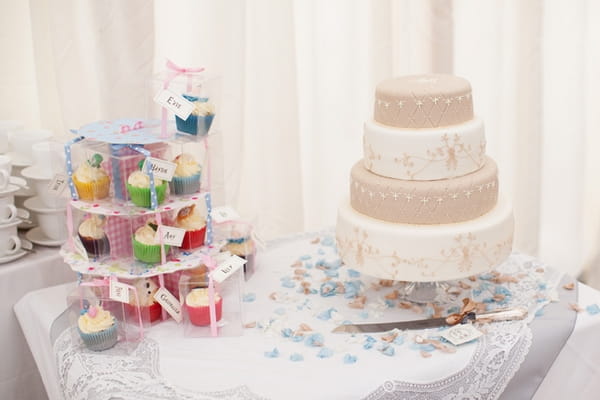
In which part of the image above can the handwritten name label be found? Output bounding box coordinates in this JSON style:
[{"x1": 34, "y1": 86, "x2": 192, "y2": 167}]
[
  {"x1": 142, "y1": 157, "x2": 177, "y2": 182},
  {"x1": 47, "y1": 173, "x2": 68, "y2": 196},
  {"x1": 441, "y1": 324, "x2": 482, "y2": 346},
  {"x1": 153, "y1": 287, "x2": 182, "y2": 323},
  {"x1": 109, "y1": 280, "x2": 130, "y2": 304},
  {"x1": 211, "y1": 206, "x2": 241, "y2": 223},
  {"x1": 210, "y1": 254, "x2": 246, "y2": 283},
  {"x1": 154, "y1": 225, "x2": 186, "y2": 247},
  {"x1": 153, "y1": 89, "x2": 195, "y2": 120},
  {"x1": 72, "y1": 236, "x2": 89, "y2": 261}
]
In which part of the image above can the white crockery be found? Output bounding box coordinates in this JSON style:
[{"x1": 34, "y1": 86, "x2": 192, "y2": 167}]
[
  {"x1": 21, "y1": 166, "x2": 68, "y2": 208},
  {"x1": 11, "y1": 129, "x2": 53, "y2": 165},
  {"x1": 0, "y1": 120, "x2": 23, "y2": 154},
  {"x1": 0, "y1": 219, "x2": 22, "y2": 257},
  {"x1": 0, "y1": 155, "x2": 11, "y2": 190},
  {"x1": 31, "y1": 141, "x2": 66, "y2": 176},
  {"x1": 0, "y1": 195, "x2": 17, "y2": 223},
  {"x1": 23, "y1": 196, "x2": 67, "y2": 241}
]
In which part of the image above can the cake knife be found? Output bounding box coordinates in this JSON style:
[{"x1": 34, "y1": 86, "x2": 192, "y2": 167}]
[{"x1": 331, "y1": 306, "x2": 528, "y2": 334}]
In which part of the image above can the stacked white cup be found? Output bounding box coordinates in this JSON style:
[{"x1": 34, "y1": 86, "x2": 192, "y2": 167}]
[{"x1": 22, "y1": 139, "x2": 68, "y2": 244}]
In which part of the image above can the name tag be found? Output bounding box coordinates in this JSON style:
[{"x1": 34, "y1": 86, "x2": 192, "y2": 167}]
[
  {"x1": 142, "y1": 157, "x2": 177, "y2": 182},
  {"x1": 47, "y1": 173, "x2": 68, "y2": 196},
  {"x1": 153, "y1": 287, "x2": 182, "y2": 323},
  {"x1": 153, "y1": 89, "x2": 195, "y2": 120},
  {"x1": 210, "y1": 255, "x2": 246, "y2": 283},
  {"x1": 211, "y1": 206, "x2": 241, "y2": 223},
  {"x1": 109, "y1": 280, "x2": 130, "y2": 304},
  {"x1": 441, "y1": 324, "x2": 483, "y2": 346},
  {"x1": 154, "y1": 225, "x2": 186, "y2": 247}
]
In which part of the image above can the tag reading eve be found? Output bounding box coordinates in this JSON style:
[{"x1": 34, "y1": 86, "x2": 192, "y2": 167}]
[
  {"x1": 154, "y1": 225, "x2": 186, "y2": 247},
  {"x1": 109, "y1": 280, "x2": 130, "y2": 304},
  {"x1": 47, "y1": 173, "x2": 68, "y2": 196},
  {"x1": 211, "y1": 206, "x2": 241, "y2": 223},
  {"x1": 142, "y1": 157, "x2": 177, "y2": 182},
  {"x1": 154, "y1": 287, "x2": 182, "y2": 323},
  {"x1": 441, "y1": 324, "x2": 483, "y2": 346},
  {"x1": 210, "y1": 255, "x2": 246, "y2": 283},
  {"x1": 153, "y1": 89, "x2": 195, "y2": 120}
]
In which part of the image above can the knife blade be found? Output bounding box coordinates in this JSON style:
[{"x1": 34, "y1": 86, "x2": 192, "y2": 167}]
[{"x1": 331, "y1": 306, "x2": 528, "y2": 334}]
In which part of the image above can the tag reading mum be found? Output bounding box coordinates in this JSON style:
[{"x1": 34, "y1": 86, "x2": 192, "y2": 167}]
[
  {"x1": 153, "y1": 88, "x2": 195, "y2": 120},
  {"x1": 109, "y1": 280, "x2": 130, "y2": 304},
  {"x1": 441, "y1": 324, "x2": 483, "y2": 346},
  {"x1": 47, "y1": 173, "x2": 68, "y2": 196},
  {"x1": 210, "y1": 255, "x2": 246, "y2": 283},
  {"x1": 211, "y1": 206, "x2": 241, "y2": 223},
  {"x1": 143, "y1": 157, "x2": 177, "y2": 182},
  {"x1": 154, "y1": 287, "x2": 182, "y2": 323},
  {"x1": 154, "y1": 225, "x2": 186, "y2": 247}
]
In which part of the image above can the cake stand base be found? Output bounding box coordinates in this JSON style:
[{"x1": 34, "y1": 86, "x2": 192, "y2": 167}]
[{"x1": 398, "y1": 280, "x2": 462, "y2": 304}]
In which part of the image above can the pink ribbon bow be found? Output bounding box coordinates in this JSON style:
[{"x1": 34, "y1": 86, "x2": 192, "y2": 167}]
[{"x1": 120, "y1": 120, "x2": 144, "y2": 134}]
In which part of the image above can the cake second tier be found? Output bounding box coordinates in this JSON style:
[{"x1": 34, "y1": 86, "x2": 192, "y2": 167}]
[{"x1": 351, "y1": 156, "x2": 498, "y2": 224}]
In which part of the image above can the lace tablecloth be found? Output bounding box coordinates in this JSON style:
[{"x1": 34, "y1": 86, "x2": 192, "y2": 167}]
[{"x1": 49, "y1": 230, "x2": 577, "y2": 400}]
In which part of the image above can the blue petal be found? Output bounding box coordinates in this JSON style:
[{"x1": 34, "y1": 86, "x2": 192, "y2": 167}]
[
  {"x1": 317, "y1": 347, "x2": 334, "y2": 358},
  {"x1": 343, "y1": 354, "x2": 357, "y2": 364},
  {"x1": 242, "y1": 293, "x2": 256, "y2": 302},
  {"x1": 290, "y1": 353, "x2": 304, "y2": 362},
  {"x1": 264, "y1": 348, "x2": 280, "y2": 358}
]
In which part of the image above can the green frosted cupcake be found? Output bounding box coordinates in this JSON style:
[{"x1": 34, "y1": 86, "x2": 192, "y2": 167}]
[
  {"x1": 132, "y1": 220, "x2": 171, "y2": 264},
  {"x1": 77, "y1": 305, "x2": 118, "y2": 351},
  {"x1": 126, "y1": 161, "x2": 168, "y2": 208}
]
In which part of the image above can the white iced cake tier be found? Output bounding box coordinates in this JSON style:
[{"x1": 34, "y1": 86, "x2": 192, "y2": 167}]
[
  {"x1": 363, "y1": 117, "x2": 485, "y2": 180},
  {"x1": 351, "y1": 156, "x2": 498, "y2": 224},
  {"x1": 336, "y1": 195, "x2": 514, "y2": 282}
]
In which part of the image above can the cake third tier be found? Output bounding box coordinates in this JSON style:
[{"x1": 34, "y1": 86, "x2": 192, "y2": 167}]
[{"x1": 351, "y1": 156, "x2": 498, "y2": 224}]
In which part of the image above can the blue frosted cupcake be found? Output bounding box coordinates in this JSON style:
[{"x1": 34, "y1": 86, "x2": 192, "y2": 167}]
[
  {"x1": 176, "y1": 95, "x2": 215, "y2": 135},
  {"x1": 169, "y1": 153, "x2": 201, "y2": 195},
  {"x1": 77, "y1": 305, "x2": 118, "y2": 351}
]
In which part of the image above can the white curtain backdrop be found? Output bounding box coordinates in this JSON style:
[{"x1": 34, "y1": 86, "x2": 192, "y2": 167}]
[{"x1": 3, "y1": 0, "x2": 600, "y2": 274}]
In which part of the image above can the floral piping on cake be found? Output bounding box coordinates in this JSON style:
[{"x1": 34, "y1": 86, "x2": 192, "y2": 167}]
[
  {"x1": 375, "y1": 92, "x2": 472, "y2": 110},
  {"x1": 336, "y1": 228, "x2": 513, "y2": 280}
]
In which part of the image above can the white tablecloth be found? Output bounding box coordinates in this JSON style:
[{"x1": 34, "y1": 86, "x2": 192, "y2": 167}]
[
  {"x1": 14, "y1": 236, "x2": 600, "y2": 400},
  {"x1": 1, "y1": 247, "x2": 73, "y2": 400}
]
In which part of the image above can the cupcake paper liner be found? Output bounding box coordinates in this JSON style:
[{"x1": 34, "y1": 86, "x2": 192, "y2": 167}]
[
  {"x1": 78, "y1": 321, "x2": 118, "y2": 351},
  {"x1": 125, "y1": 302, "x2": 162, "y2": 323},
  {"x1": 180, "y1": 226, "x2": 206, "y2": 250},
  {"x1": 176, "y1": 114, "x2": 215, "y2": 136},
  {"x1": 170, "y1": 173, "x2": 201, "y2": 195},
  {"x1": 185, "y1": 297, "x2": 223, "y2": 326},
  {"x1": 132, "y1": 237, "x2": 170, "y2": 264},
  {"x1": 79, "y1": 234, "x2": 110, "y2": 257},
  {"x1": 126, "y1": 182, "x2": 167, "y2": 208},
  {"x1": 73, "y1": 175, "x2": 110, "y2": 201}
]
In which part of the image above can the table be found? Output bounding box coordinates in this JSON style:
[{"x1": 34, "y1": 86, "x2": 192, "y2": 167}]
[
  {"x1": 1, "y1": 246, "x2": 74, "y2": 400},
  {"x1": 14, "y1": 232, "x2": 600, "y2": 399}
]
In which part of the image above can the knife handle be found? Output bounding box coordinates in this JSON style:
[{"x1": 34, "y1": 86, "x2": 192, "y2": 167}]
[{"x1": 475, "y1": 307, "x2": 528, "y2": 323}]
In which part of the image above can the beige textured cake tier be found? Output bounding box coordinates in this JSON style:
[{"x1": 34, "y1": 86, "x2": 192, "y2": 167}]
[
  {"x1": 374, "y1": 74, "x2": 473, "y2": 129},
  {"x1": 351, "y1": 156, "x2": 498, "y2": 224}
]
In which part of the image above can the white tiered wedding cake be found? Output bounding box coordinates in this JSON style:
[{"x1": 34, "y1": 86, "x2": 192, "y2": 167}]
[{"x1": 336, "y1": 74, "x2": 514, "y2": 282}]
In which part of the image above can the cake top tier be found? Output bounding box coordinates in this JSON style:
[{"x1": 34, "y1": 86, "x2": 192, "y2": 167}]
[{"x1": 374, "y1": 74, "x2": 473, "y2": 129}]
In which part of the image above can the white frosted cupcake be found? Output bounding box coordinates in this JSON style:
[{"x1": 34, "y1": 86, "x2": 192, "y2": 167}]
[{"x1": 170, "y1": 154, "x2": 201, "y2": 195}]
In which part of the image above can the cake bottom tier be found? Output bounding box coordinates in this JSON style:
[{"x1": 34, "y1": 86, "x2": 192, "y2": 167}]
[{"x1": 336, "y1": 194, "x2": 514, "y2": 282}]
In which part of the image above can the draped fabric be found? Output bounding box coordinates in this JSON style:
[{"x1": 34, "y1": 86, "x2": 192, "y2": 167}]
[{"x1": 3, "y1": 0, "x2": 600, "y2": 278}]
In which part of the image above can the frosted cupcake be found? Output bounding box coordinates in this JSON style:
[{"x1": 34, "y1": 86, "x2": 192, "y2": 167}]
[
  {"x1": 126, "y1": 161, "x2": 167, "y2": 208},
  {"x1": 127, "y1": 278, "x2": 162, "y2": 323},
  {"x1": 132, "y1": 220, "x2": 171, "y2": 264},
  {"x1": 170, "y1": 153, "x2": 201, "y2": 195},
  {"x1": 176, "y1": 95, "x2": 215, "y2": 135},
  {"x1": 175, "y1": 204, "x2": 206, "y2": 250},
  {"x1": 185, "y1": 287, "x2": 222, "y2": 326},
  {"x1": 78, "y1": 305, "x2": 118, "y2": 351},
  {"x1": 223, "y1": 233, "x2": 256, "y2": 277},
  {"x1": 78, "y1": 215, "x2": 110, "y2": 257},
  {"x1": 73, "y1": 154, "x2": 110, "y2": 201}
]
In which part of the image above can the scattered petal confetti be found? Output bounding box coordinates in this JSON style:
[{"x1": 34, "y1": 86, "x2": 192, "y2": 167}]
[
  {"x1": 300, "y1": 254, "x2": 312, "y2": 261},
  {"x1": 291, "y1": 335, "x2": 304, "y2": 342},
  {"x1": 281, "y1": 328, "x2": 293, "y2": 338},
  {"x1": 317, "y1": 347, "x2": 334, "y2": 358},
  {"x1": 317, "y1": 248, "x2": 325, "y2": 255},
  {"x1": 242, "y1": 293, "x2": 256, "y2": 302},
  {"x1": 310, "y1": 237, "x2": 320, "y2": 244},
  {"x1": 320, "y1": 236, "x2": 335, "y2": 247},
  {"x1": 298, "y1": 323, "x2": 313, "y2": 332},
  {"x1": 274, "y1": 307, "x2": 286, "y2": 316},
  {"x1": 363, "y1": 336, "x2": 376, "y2": 350},
  {"x1": 420, "y1": 350, "x2": 432, "y2": 358},
  {"x1": 379, "y1": 345, "x2": 395, "y2": 357},
  {"x1": 320, "y1": 281, "x2": 338, "y2": 297},
  {"x1": 562, "y1": 282, "x2": 575, "y2": 290},
  {"x1": 290, "y1": 353, "x2": 304, "y2": 362},
  {"x1": 343, "y1": 354, "x2": 357, "y2": 364},
  {"x1": 347, "y1": 269, "x2": 361, "y2": 278},
  {"x1": 264, "y1": 348, "x2": 280, "y2": 358},
  {"x1": 569, "y1": 303, "x2": 584, "y2": 312},
  {"x1": 586, "y1": 304, "x2": 600, "y2": 315},
  {"x1": 305, "y1": 333, "x2": 324, "y2": 347},
  {"x1": 317, "y1": 308, "x2": 337, "y2": 321},
  {"x1": 244, "y1": 321, "x2": 257, "y2": 328}
]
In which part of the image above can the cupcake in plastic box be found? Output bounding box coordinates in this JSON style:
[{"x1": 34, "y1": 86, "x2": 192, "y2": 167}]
[
  {"x1": 126, "y1": 161, "x2": 167, "y2": 208},
  {"x1": 185, "y1": 287, "x2": 222, "y2": 326},
  {"x1": 176, "y1": 95, "x2": 215, "y2": 136},
  {"x1": 77, "y1": 305, "x2": 118, "y2": 351},
  {"x1": 78, "y1": 215, "x2": 110, "y2": 258},
  {"x1": 73, "y1": 153, "x2": 110, "y2": 201},
  {"x1": 170, "y1": 153, "x2": 201, "y2": 195},
  {"x1": 223, "y1": 232, "x2": 256, "y2": 278},
  {"x1": 132, "y1": 220, "x2": 171, "y2": 264},
  {"x1": 126, "y1": 278, "x2": 162, "y2": 323},
  {"x1": 175, "y1": 204, "x2": 206, "y2": 250}
]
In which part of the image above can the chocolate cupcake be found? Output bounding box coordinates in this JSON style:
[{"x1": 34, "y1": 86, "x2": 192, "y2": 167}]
[{"x1": 78, "y1": 215, "x2": 110, "y2": 257}]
